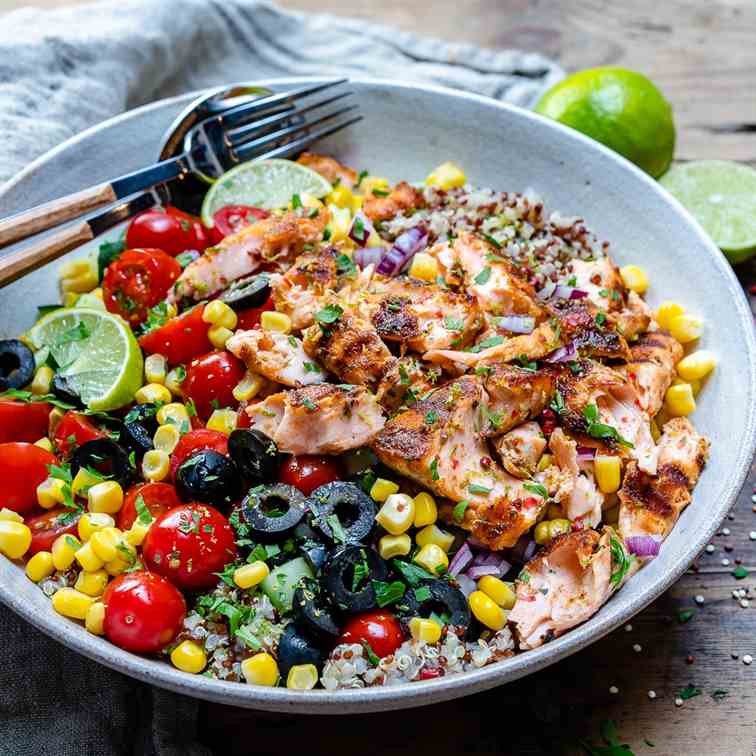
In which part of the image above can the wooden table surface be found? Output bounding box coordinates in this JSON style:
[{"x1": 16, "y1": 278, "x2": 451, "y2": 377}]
[{"x1": 3, "y1": 1, "x2": 756, "y2": 753}]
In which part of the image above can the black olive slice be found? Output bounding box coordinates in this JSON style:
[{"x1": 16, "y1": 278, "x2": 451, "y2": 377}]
[
  {"x1": 218, "y1": 273, "x2": 270, "y2": 311},
  {"x1": 323, "y1": 546, "x2": 388, "y2": 613},
  {"x1": 121, "y1": 403, "x2": 159, "y2": 456},
  {"x1": 299, "y1": 539, "x2": 329, "y2": 574},
  {"x1": 307, "y1": 482, "x2": 375, "y2": 545},
  {"x1": 276, "y1": 622, "x2": 325, "y2": 678},
  {"x1": 50, "y1": 374, "x2": 85, "y2": 408},
  {"x1": 176, "y1": 449, "x2": 239, "y2": 505},
  {"x1": 241, "y1": 483, "x2": 306, "y2": 540},
  {"x1": 228, "y1": 429, "x2": 281, "y2": 484},
  {"x1": 293, "y1": 578, "x2": 340, "y2": 639},
  {"x1": 394, "y1": 579, "x2": 471, "y2": 632},
  {"x1": 71, "y1": 438, "x2": 132, "y2": 489},
  {"x1": 0, "y1": 339, "x2": 35, "y2": 391}
]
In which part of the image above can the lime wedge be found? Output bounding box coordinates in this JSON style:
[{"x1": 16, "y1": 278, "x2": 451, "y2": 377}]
[
  {"x1": 28, "y1": 308, "x2": 143, "y2": 411},
  {"x1": 201, "y1": 158, "x2": 332, "y2": 225},
  {"x1": 660, "y1": 160, "x2": 756, "y2": 265}
]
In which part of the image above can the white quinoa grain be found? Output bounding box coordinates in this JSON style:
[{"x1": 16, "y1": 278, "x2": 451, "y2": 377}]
[
  {"x1": 741, "y1": 599, "x2": 750, "y2": 609},
  {"x1": 695, "y1": 595, "x2": 705, "y2": 605},
  {"x1": 705, "y1": 545, "x2": 715, "y2": 553},
  {"x1": 648, "y1": 690, "x2": 656, "y2": 699},
  {"x1": 625, "y1": 624, "x2": 633, "y2": 632},
  {"x1": 609, "y1": 685, "x2": 619, "y2": 694},
  {"x1": 722, "y1": 558, "x2": 730, "y2": 566},
  {"x1": 743, "y1": 655, "x2": 753, "y2": 665},
  {"x1": 722, "y1": 528, "x2": 731, "y2": 536},
  {"x1": 674, "y1": 697, "x2": 683, "y2": 707},
  {"x1": 633, "y1": 644, "x2": 642, "y2": 653},
  {"x1": 749, "y1": 531, "x2": 756, "y2": 541}
]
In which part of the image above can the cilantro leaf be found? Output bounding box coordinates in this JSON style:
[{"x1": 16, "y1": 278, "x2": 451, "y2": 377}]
[
  {"x1": 523, "y1": 481, "x2": 548, "y2": 499},
  {"x1": 372, "y1": 579, "x2": 406, "y2": 608},
  {"x1": 452, "y1": 500, "x2": 469, "y2": 524}
]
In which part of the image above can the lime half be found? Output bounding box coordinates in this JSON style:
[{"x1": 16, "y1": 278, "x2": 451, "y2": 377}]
[
  {"x1": 201, "y1": 158, "x2": 333, "y2": 225},
  {"x1": 28, "y1": 308, "x2": 143, "y2": 411},
  {"x1": 660, "y1": 160, "x2": 756, "y2": 265}
]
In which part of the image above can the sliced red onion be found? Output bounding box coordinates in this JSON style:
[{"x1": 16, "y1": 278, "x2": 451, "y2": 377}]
[
  {"x1": 471, "y1": 551, "x2": 503, "y2": 568},
  {"x1": 537, "y1": 280, "x2": 556, "y2": 300},
  {"x1": 495, "y1": 315, "x2": 535, "y2": 334},
  {"x1": 353, "y1": 247, "x2": 383, "y2": 269},
  {"x1": 376, "y1": 226, "x2": 429, "y2": 277},
  {"x1": 626, "y1": 535, "x2": 662, "y2": 557},
  {"x1": 570, "y1": 288, "x2": 589, "y2": 300},
  {"x1": 466, "y1": 565, "x2": 501, "y2": 580},
  {"x1": 448, "y1": 542, "x2": 474, "y2": 576},
  {"x1": 455, "y1": 573, "x2": 477, "y2": 597},
  {"x1": 545, "y1": 341, "x2": 577, "y2": 363},
  {"x1": 553, "y1": 285, "x2": 589, "y2": 300},
  {"x1": 348, "y1": 211, "x2": 374, "y2": 245},
  {"x1": 465, "y1": 535, "x2": 487, "y2": 549},
  {"x1": 577, "y1": 446, "x2": 596, "y2": 462},
  {"x1": 511, "y1": 535, "x2": 538, "y2": 565}
]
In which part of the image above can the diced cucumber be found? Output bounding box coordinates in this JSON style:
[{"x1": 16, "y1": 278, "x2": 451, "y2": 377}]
[{"x1": 260, "y1": 557, "x2": 314, "y2": 613}]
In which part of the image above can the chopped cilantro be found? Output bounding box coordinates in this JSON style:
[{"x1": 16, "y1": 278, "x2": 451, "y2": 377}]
[
  {"x1": 362, "y1": 639, "x2": 380, "y2": 666},
  {"x1": 468, "y1": 335, "x2": 504, "y2": 353},
  {"x1": 352, "y1": 549, "x2": 370, "y2": 591},
  {"x1": 372, "y1": 579, "x2": 406, "y2": 608},
  {"x1": 371, "y1": 188, "x2": 390, "y2": 197},
  {"x1": 480, "y1": 404, "x2": 502, "y2": 429},
  {"x1": 468, "y1": 483, "x2": 492, "y2": 496},
  {"x1": 595, "y1": 311, "x2": 607, "y2": 327},
  {"x1": 452, "y1": 500, "x2": 469, "y2": 524},
  {"x1": 429, "y1": 458, "x2": 439, "y2": 481},
  {"x1": 414, "y1": 586, "x2": 431, "y2": 603},
  {"x1": 134, "y1": 494, "x2": 153, "y2": 525},
  {"x1": 302, "y1": 397, "x2": 318, "y2": 411},
  {"x1": 356, "y1": 170, "x2": 369, "y2": 187},
  {"x1": 97, "y1": 235, "x2": 125, "y2": 280},
  {"x1": 335, "y1": 253, "x2": 357, "y2": 276},
  {"x1": 475, "y1": 365, "x2": 493, "y2": 378},
  {"x1": 474, "y1": 266, "x2": 492, "y2": 285},
  {"x1": 398, "y1": 363, "x2": 410, "y2": 385},
  {"x1": 583, "y1": 404, "x2": 634, "y2": 448},
  {"x1": 315, "y1": 304, "x2": 343, "y2": 325},
  {"x1": 517, "y1": 353, "x2": 537, "y2": 371},
  {"x1": 710, "y1": 689, "x2": 728, "y2": 701},
  {"x1": 325, "y1": 513, "x2": 346, "y2": 543},
  {"x1": 482, "y1": 233, "x2": 502, "y2": 249},
  {"x1": 549, "y1": 389, "x2": 566, "y2": 415},
  {"x1": 732, "y1": 565, "x2": 749, "y2": 579},
  {"x1": 566, "y1": 275, "x2": 577, "y2": 287},
  {"x1": 424, "y1": 410, "x2": 438, "y2": 425},
  {"x1": 303, "y1": 362, "x2": 321, "y2": 374},
  {"x1": 523, "y1": 481, "x2": 548, "y2": 499},
  {"x1": 291, "y1": 193, "x2": 302, "y2": 209},
  {"x1": 610, "y1": 536, "x2": 633, "y2": 589},
  {"x1": 678, "y1": 684, "x2": 701, "y2": 701},
  {"x1": 392, "y1": 560, "x2": 434, "y2": 587},
  {"x1": 443, "y1": 316, "x2": 464, "y2": 332}
]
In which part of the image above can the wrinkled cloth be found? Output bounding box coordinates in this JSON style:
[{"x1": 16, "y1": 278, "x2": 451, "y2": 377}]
[{"x1": 0, "y1": 1, "x2": 560, "y2": 753}]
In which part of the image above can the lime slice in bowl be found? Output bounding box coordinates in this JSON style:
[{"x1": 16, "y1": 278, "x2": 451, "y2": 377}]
[
  {"x1": 201, "y1": 158, "x2": 332, "y2": 225},
  {"x1": 28, "y1": 308, "x2": 143, "y2": 411},
  {"x1": 660, "y1": 160, "x2": 756, "y2": 265}
]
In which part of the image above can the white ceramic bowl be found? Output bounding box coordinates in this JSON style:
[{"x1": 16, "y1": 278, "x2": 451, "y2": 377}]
[{"x1": 1, "y1": 78, "x2": 754, "y2": 713}]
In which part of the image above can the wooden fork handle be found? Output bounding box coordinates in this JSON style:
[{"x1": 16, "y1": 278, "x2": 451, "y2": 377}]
[
  {"x1": 0, "y1": 183, "x2": 116, "y2": 248},
  {"x1": 0, "y1": 221, "x2": 94, "y2": 288}
]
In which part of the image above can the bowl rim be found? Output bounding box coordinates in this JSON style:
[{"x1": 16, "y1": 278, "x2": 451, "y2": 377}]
[{"x1": 1, "y1": 75, "x2": 754, "y2": 713}]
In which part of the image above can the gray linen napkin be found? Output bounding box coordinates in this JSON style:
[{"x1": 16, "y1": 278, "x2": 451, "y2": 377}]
[{"x1": 0, "y1": 1, "x2": 561, "y2": 753}]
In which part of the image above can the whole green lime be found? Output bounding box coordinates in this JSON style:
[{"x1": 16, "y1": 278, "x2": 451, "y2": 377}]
[{"x1": 535, "y1": 67, "x2": 675, "y2": 178}]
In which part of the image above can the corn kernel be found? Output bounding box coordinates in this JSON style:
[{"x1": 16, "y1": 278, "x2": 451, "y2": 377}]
[
  {"x1": 677, "y1": 350, "x2": 716, "y2": 381},
  {"x1": 135, "y1": 382, "x2": 172, "y2": 405},
  {"x1": 594, "y1": 455, "x2": 621, "y2": 494},
  {"x1": 425, "y1": 161, "x2": 466, "y2": 190},
  {"x1": 89, "y1": 526, "x2": 123, "y2": 562},
  {"x1": 85, "y1": 601, "x2": 105, "y2": 635},
  {"x1": 415, "y1": 524, "x2": 455, "y2": 553},
  {"x1": 206, "y1": 408, "x2": 237, "y2": 435},
  {"x1": 468, "y1": 590, "x2": 507, "y2": 630},
  {"x1": 408, "y1": 252, "x2": 439, "y2": 283},
  {"x1": 260, "y1": 311, "x2": 291, "y2": 334},
  {"x1": 241, "y1": 652, "x2": 279, "y2": 686},
  {"x1": 369, "y1": 478, "x2": 399, "y2": 502},
  {"x1": 164, "y1": 367, "x2": 186, "y2": 397},
  {"x1": 287, "y1": 663, "x2": 319, "y2": 690},
  {"x1": 325, "y1": 204, "x2": 352, "y2": 242},
  {"x1": 171, "y1": 640, "x2": 207, "y2": 674},
  {"x1": 536, "y1": 453, "x2": 554, "y2": 473},
  {"x1": 78, "y1": 512, "x2": 115, "y2": 542},
  {"x1": 156, "y1": 402, "x2": 191, "y2": 428},
  {"x1": 31, "y1": 365, "x2": 54, "y2": 395},
  {"x1": 376, "y1": 493, "x2": 415, "y2": 535},
  {"x1": 142, "y1": 449, "x2": 170, "y2": 482},
  {"x1": 59, "y1": 258, "x2": 92, "y2": 279},
  {"x1": 60, "y1": 259, "x2": 98, "y2": 294},
  {"x1": 87, "y1": 480, "x2": 124, "y2": 515},
  {"x1": 665, "y1": 382, "x2": 696, "y2": 417},
  {"x1": 231, "y1": 371, "x2": 263, "y2": 403},
  {"x1": 233, "y1": 561, "x2": 270, "y2": 589},
  {"x1": 208, "y1": 324, "x2": 233, "y2": 350},
  {"x1": 104, "y1": 539, "x2": 136, "y2": 576},
  {"x1": 37, "y1": 477, "x2": 67, "y2": 509},
  {"x1": 71, "y1": 467, "x2": 101, "y2": 498},
  {"x1": 34, "y1": 437, "x2": 54, "y2": 452},
  {"x1": 548, "y1": 519, "x2": 571, "y2": 540},
  {"x1": 413, "y1": 492, "x2": 437, "y2": 527},
  {"x1": 361, "y1": 176, "x2": 390, "y2": 196},
  {"x1": 75, "y1": 568, "x2": 109, "y2": 596},
  {"x1": 326, "y1": 183, "x2": 354, "y2": 210},
  {"x1": 408, "y1": 617, "x2": 442, "y2": 644},
  {"x1": 534, "y1": 520, "x2": 551, "y2": 545},
  {"x1": 26, "y1": 551, "x2": 55, "y2": 582},
  {"x1": 63, "y1": 291, "x2": 79, "y2": 307},
  {"x1": 672, "y1": 375, "x2": 701, "y2": 396},
  {"x1": 202, "y1": 300, "x2": 238, "y2": 330},
  {"x1": 414, "y1": 543, "x2": 448, "y2": 574},
  {"x1": 52, "y1": 587, "x2": 94, "y2": 620},
  {"x1": 75, "y1": 541, "x2": 105, "y2": 572},
  {"x1": 478, "y1": 575, "x2": 516, "y2": 609},
  {"x1": 144, "y1": 353, "x2": 168, "y2": 385},
  {"x1": 154, "y1": 424, "x2": 181, "y2": 454},
  {"x1": 669, "y1": 314, "x2": 704, "y2": 344},
  {"x1": 656, "y1": 301, "x2": 685, "y2": 330},
  {"x1": 0, "y1": 508, "x2": 23, "y2": 522},
  {"x1": 125, "y1": 520, "x2": 151, "y2": 547},
  {"x1": 48, "y1": 407, "x2": 65, "y2": 437},
  {"x1": 378, "y1": 533, "x2": 412, "y2": 560},
  {"x1": 619, "y1": 264, "x2": 649, "y2": 294},
  {"x1": 52, "y1": 533, "x2": 81, "y2": 570}
]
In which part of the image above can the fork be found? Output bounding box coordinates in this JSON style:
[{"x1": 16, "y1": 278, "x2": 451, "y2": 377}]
[{"x1": 0, "y1": 79, "x2": 361, "y2": 284}]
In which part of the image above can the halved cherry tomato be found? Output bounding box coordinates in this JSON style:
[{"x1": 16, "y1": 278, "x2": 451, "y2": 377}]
[
  {"x1": 236, "y1": 296, "x2": 275, "y2": 331},
  {"x1": 53, "y1": 411, "x2": 104, "y2": 457},
  {"x1": 26, "y1": 508, "x2": 80, "y2": 556},
  {"x1": 278, "y1": 455, "x2": 340, "y2": 496},
  {"x1": 207, "y1": 205, "x2": 270, "y2": 244},
  {"x1": 138, "y1": 304, "x2": 212, "y2": 366},
  {"x1": 169, "y1": 429, "x2": 229, "y2": 481},
  {"x1": 183, "y1": 350, "x2": 245, "y2": 419},
  {"x1": 103, "y1": 571, "x2": 186, "y2": 653},
  {"x1": 117, "y1": 482, "x2": 181, "y2": 531},
  {"x1": 337, "y1": 611, "x2": 405, "y2": 659},
  {"x1": 102, "y1": 248, "x2": 181, "y2": 326},
  {"x1": 142, "y1": 504, "x2": 237, "y2": 591},
  {"x1": 0, "y1": 442, "x2": 57, "y2": 513},
  {"x1": 0, "y1": 400, "x2": 51, "y2": 444},
  {"x1": 236, "y1": 403, "x2": 252, "y2": 429},
  {"x1": 126, "y1": 207, "x2": 209, "y2": 256}
]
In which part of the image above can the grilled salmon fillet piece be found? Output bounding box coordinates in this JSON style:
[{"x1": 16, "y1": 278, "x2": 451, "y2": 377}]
[
  {"x1": 248, "y1": 384, "x2": 385, "y2": 455},
  {"x1": 376, "y1": 356, "x2": 443, "y2": 413},
  {"x1": 493, "y1": 421, "x2": 546, "y2": 478},
  {"x1": 363, "y1": 181, "x2": 425, "y2": 222},
  {"x1": 568, "y1": 257, "x2": 625, "y2": 313},
  {"x1": 297, "y1": 152, "x2": 358, "y2": 188},
  {"x1": 509, "y1": 528, "x2": 613, "y2": 649},
  {"x1": 226, "y1": 329, "x2": 326, "y2": 388},
  {"x1": 482, "y1": 365, "x2": 555, "y2": 435},
  {"x1": 618, "y1": 417, "x2": 709, "y2": 541}
]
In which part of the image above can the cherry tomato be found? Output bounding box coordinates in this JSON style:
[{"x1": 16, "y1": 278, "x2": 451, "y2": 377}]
[
  {"x1": 236, "y1": 296, "x2": 275, "y2": 331},
  {"x1": 337, "y1": 611, "x2": 405, "y2": 658},
  {"x1": 103, "y1": 570, "x2": 186, "y2": 653},
  {"x1": 117, "y1": 482, "x2": 181, "y2": 531},
  {"x1": 278, "y1": 455, "x2": 340, "y2": 496},
  {"x1": 208, "y1": 205, "x2": 270, "y2": 243},
  {"x1": 126, "y1": 207, "x2": 208, "y2": 256},
  {"x1": 236, "y1": 403, "x2": 252, "y2": 429},
  {"x1": 0, "y1": 442, "x2": 57, "y2": 513},
  {"x1": 142, "y1": 504, "x2": 237, "y2": 591},
  {"x1": 53, "y1": 411, "x2": 104, "y2": 457},
  {"x1": 26, "y1": 508, "x2": 80, "y2": 556},
  {"x1": 102, "y1": 248, "x2": 181, "y2": 325},
  {"x1": 138, "y1": 304, "x2": 212, "y2": 366},
  {"x1": 183, "y1": 350, "x2": 244, "y2": 419},
  {"x1": 169, "y1": 429, "x2": 229, "y2": 481},
  {"x1": 0, "y1": 400, "x2": 51, "y2": 444}
]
